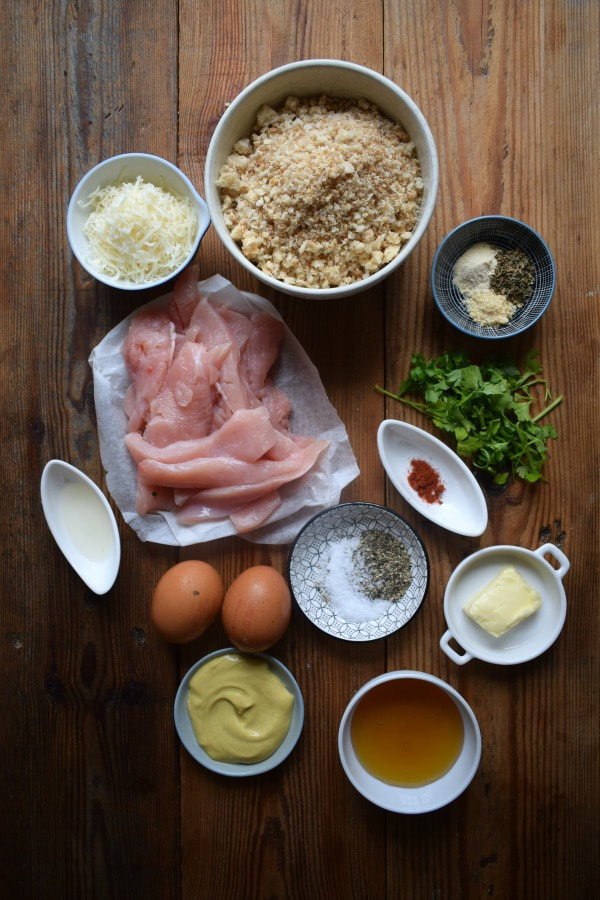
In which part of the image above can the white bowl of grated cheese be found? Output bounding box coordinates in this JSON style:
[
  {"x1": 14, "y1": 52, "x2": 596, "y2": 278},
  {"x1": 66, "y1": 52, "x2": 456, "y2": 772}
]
[
  {"x1": 67, "y1": 153, "x2": 211, "y2": 291},
  {"x1": 205, "y1": 60, "x2": 438, "y2": 299}
]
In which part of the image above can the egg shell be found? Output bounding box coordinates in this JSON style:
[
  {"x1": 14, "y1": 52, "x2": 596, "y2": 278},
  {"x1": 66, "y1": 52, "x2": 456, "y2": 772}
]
[
  {"x1": 222, "y1": 565, "x2": 292, "y2": 652},
  {"x1": 151, "y1": 560, "x2": 225, "y2": 644}
]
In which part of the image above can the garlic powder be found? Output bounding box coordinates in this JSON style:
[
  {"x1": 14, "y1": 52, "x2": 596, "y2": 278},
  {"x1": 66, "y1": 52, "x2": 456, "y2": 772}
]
[
  {"x1": 452, "y1": 242, "x2": 498, "y2": 294},
  {"x1": 452, "y1": 242, "x2": 518, "y2": 326}
]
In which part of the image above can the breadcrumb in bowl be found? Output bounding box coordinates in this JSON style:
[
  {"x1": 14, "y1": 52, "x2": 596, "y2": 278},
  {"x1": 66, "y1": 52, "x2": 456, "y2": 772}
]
[{"x1": 205, "y1": 60, "x2": 439, "y2": 300}]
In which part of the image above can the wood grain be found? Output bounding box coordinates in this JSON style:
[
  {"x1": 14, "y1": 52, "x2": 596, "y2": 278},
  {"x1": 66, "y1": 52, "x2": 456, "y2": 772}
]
[{"x1": 1, "y1": 0, "x2": 598, "y2": 898}]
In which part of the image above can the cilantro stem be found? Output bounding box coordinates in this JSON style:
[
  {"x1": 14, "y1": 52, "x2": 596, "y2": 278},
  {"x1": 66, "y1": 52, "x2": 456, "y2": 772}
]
[
  {"x1": 531, "y1": 394, "x2": 563, "y2": 423},
  {"x1": 375, "y1": 385, "x2": 427, "y2": 413}
]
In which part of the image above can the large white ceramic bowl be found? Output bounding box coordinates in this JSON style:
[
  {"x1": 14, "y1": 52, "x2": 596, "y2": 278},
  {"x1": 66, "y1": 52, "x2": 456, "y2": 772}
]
[
  {"x1": 338, "y1": 670, "x2": 481, "y2": 813},
  {"x1": 205, "y1": 59, "x2": 438, "y2": 299},
  {"x1": 67, "y1": 153, "x2": 210, "y2": 291}
]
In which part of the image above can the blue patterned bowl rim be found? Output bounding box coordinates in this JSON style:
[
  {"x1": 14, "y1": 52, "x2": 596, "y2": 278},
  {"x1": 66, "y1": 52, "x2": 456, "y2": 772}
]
[
  {"x1": 287, "y1": 501, "x2": 429, "y2": 642},
  {"x1": 431, "y1": 215, "x2": 556, "y2": 339}
]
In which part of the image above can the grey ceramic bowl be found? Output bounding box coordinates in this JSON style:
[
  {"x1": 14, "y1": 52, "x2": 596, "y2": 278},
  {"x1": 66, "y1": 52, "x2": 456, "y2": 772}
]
[
  {"x1": 431, "y1": 215, "x2": 555, "y2": 338},
  {"x1": 174, "y1": 648, "x2": 304, "y2": 776}
]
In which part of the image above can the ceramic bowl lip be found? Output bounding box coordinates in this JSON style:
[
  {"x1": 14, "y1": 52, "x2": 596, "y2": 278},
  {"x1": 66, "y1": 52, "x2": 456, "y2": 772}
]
[
  {"x1": 338, "y1": 669, "x2": 482, "y2": 813},
  {"x1": 67, "y1": 152, "x2": 211, "y2": 291},
  {"x1": 173, "y1": 647, "x2": 305, "y2": 776},
  {"x1": 376, "y1": 418, "x2": 488, "y2": 537},
  {"x1": 431, "y1": 214, "x2": 556, "y2": 339},
  {"x1": 204, "y1": 58, "x2": 439, "y2": 299},
  {"x1": 40, "y1": 458, "x2": 121, "y2": 595},
  {"x1": 440, "y1": 543, "x2": 570, "y2": 666}
]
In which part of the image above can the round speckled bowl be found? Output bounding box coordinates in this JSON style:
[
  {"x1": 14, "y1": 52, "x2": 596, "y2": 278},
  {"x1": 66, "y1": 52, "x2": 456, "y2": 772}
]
[
  {"x1": 287, "y1": 502, "x2": 429, "y2": 641},
  {"x1": 205, "y1": 59, "x2": 438, "y2": 299},
  {"x1": 431, "y1": 215, "x2": 555, "y2": 338}
]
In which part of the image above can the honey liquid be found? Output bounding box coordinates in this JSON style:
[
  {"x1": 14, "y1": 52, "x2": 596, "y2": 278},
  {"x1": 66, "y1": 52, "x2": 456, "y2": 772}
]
[{"x1": 350, "y1": 679, "x2": 464, "y2": 787}]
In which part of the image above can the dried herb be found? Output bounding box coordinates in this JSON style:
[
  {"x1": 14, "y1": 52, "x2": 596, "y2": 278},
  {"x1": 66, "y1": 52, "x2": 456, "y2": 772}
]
[
  {"x1": 354, "y1": 530, "x2": 412, "y2": 600},
  {"x1": 490, "y1": 248, "x2": 535, "y2": 305}
]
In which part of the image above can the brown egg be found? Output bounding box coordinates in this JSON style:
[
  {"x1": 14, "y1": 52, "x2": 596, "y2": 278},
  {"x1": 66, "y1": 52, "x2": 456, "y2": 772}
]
[
  {"x1": 151, "y1": 560, "x2": 225, "y2": 643},
  {"x1": 222, "y1": 565, "x2": 291, "y2": 652}
]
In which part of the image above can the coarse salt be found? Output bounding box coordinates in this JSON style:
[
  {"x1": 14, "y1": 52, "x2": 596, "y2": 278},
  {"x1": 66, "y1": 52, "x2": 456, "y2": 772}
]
[{"x1": 315, "y1": 534, "x2": 397, "y2": 623}]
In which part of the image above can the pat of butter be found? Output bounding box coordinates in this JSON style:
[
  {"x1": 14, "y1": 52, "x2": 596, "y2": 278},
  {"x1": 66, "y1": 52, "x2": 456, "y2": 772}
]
[{"x1": 463, "y1": 565, "x2": 541, "y2": 637}]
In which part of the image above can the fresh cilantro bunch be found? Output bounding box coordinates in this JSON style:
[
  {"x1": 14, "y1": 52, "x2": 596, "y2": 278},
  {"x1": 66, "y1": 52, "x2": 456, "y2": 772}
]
[{"x1": 376, "y1": 350, "x2": 562, "y2": 485}]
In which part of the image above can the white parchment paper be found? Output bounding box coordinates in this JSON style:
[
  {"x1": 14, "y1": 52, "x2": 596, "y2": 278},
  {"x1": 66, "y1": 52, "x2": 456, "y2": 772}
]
[{"x1": 89, "y1": 275, "x2": 360, "y2": 545}]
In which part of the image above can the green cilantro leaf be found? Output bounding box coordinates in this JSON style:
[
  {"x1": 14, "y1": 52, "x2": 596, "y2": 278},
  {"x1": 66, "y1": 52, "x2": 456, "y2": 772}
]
[{"x1": 376, "y1": 351, "x2": 562, "y2": 485}]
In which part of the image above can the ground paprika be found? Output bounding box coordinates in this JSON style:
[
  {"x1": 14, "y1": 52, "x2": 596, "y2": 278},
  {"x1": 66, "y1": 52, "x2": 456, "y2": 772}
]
[{"x1": 407, "y1": 458, "x2": 445, "y2": 504}]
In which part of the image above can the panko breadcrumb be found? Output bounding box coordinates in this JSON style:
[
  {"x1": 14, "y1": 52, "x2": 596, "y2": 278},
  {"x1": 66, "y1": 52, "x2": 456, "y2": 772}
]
[{"x1": 216, "y1": 95, "x2": 423, "y2": 288}]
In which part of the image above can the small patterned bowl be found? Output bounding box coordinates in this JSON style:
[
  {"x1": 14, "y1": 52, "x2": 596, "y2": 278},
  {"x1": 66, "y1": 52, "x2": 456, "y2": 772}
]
[
  {"x1": 287, "y1": 502, "x2": 429, "y2": 642},
  {"x1": 431, "y1": 215, "x2": 555, "y2": 339}
]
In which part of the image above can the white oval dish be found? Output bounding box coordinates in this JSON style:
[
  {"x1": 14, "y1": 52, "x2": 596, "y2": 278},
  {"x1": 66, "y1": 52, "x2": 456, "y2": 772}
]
[
  {"x1": 174, "y1": 648, "x2": 304, "y2": 776},
  {"x1": 40, "y1": 459, "x2": 121, "y2": 595},
  {"x1": 440, "y1": 543, "x2": 569, "y2": 665},
  {"x1": 377, "y1": 419, "x2": 488, "y2": 537},
  {"x1": 338, "y1": 670, "x2": 481, "y2": 814},
  {"x1": 67, "y1": 152, "x2": 211, "y2": 291}
]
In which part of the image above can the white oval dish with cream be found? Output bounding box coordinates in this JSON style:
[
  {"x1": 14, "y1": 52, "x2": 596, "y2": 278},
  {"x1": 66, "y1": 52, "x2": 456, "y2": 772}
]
[
  {"x1": 377, "y1": 419, "x2": 488, "y2": 537},
  {"x1": 40, "y1": 459, "x2": 121, "y2": 595}
]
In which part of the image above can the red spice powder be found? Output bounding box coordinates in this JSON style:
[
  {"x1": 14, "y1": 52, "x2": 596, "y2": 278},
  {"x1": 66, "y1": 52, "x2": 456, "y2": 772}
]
[{"x1": 408, "y1": 458, "x2": 445, "y2": 504}]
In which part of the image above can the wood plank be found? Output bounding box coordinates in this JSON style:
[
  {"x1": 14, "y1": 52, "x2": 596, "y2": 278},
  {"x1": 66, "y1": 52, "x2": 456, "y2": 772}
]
[
  {"x1": 178, "y1": 1, "x2": 389, "y2": 898},
  {"x1": 1, "y1": 2, "x2": 181, "y2": 897},
  {"x1": 0, "y1": 0, "x2": 598, "y2": 897},
  {"x1": 382, "y1": 2, "x2": 600, "y2": 899}
]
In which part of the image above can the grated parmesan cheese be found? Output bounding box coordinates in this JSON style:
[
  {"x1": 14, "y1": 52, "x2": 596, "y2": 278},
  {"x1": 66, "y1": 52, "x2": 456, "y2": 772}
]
[{"x1": 81, "y1": 176, "x2": 198, "y2": 284}]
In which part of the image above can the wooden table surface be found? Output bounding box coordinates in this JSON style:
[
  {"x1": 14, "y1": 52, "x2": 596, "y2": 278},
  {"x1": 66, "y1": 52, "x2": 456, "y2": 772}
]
[{"x1": 2, "y1": 1, "x2": 598, "y2": 897}]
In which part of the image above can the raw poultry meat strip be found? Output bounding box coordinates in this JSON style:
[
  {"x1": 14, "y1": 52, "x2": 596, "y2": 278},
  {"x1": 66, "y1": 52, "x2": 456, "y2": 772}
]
[{"x1": 122, "y1": 265, "x2": 329, "y2": 532}]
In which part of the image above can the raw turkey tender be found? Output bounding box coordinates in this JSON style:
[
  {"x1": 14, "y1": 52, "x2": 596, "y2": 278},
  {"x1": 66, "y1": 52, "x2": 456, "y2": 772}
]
[
  {"x1": 121, "y1": 265, "x2": 329, "y2": 532},
  {"x1": 88, "y1": 271, "x2": 359, "y2": 545}
]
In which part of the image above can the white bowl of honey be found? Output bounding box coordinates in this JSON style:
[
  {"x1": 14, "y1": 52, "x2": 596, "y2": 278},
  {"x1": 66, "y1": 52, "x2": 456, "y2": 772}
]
[{"x1": 338, "y1": 670, "x2": 481, "y2": 813}]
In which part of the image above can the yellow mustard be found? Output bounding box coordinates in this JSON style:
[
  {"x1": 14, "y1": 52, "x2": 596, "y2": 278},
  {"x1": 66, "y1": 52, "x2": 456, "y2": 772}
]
[{"x1": 187, "y1": 652, "x2": 294, "y2": 764}]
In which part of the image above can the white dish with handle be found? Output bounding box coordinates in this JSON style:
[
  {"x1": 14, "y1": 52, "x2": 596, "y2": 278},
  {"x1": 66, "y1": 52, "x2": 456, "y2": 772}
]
[{"x1": 440, "y1": 543, "x2": 569, "y2": 665}]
